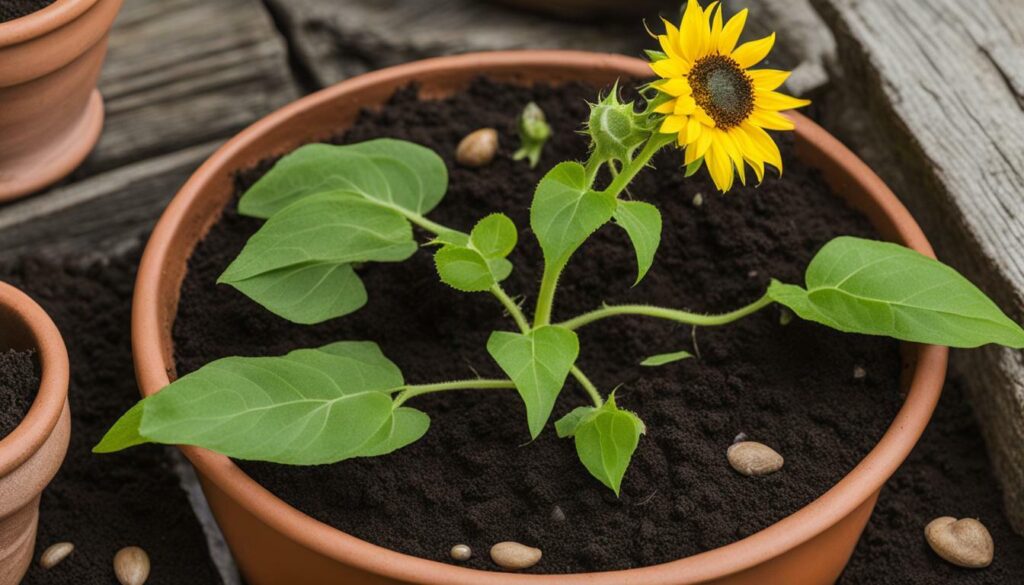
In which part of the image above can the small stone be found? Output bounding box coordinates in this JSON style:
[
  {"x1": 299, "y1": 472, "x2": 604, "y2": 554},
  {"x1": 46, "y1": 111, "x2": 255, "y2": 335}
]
[
  {"x1": 450, "y1": 544, "x2": 472, "y2": 562},
  {"x1": 550, "y1": 505, "x2": 566, "y2": 523},
  {"x1": 727, "y1": 441, "x2": 784, "y2": 477},
  {"x1": 692, "y1": 193, "x2": 704, "y2": 207},
  {"x1": 39, "y1": 542, "x2": 74, "y2": 569},
  {"x1": 853, "y1": 365, "x2": 867, "y2": 379},
  {"x1": 113, "y1": 546, "x2": 150, "y2": 585},
  {"x1": 779, "y1": 309, "x2": 793, "y2": 326},
  {"x1": 733, "y1": 432, "x2": 748, "y2": 444},
  {"x1": 456, "y1": 128, "x2": 499, "y2": 167},
  {"x1": 490, "y1": 541, "x2": 542, "y2": 571},
  {"x1": 747, "y1": 270, "x2": 759, "y2": 278},
  {"x1": 925, "y1": 517, "x2": 994, "y2": 568}
]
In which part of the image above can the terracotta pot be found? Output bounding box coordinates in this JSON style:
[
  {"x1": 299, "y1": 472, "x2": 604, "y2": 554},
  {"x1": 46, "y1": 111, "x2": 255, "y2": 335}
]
[
  {"x1": 0, "y1": 282, "x2": 70, "y2": 585},
  {"x1": 0, "y1": 0, "x2": 124, "y2": 203},
  {"x1": 132, "y1": 51, "x2": 949, "y2": 585}
]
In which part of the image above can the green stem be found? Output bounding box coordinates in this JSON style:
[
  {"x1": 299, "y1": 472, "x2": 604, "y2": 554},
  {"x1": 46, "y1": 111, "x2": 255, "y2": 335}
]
[
  {"x1": 394, "y1": 379, "x2": 516, "y2": 407},
  {"x1": 570, "y1": 366, "x2": 603, "y2": 407},
  {"x1": 558, "y1": 292, "x2": 774, "y2": 331},
  {"x1": 490, "y1": 285, "x2": 530, "y2": 334},
  {"x1": 602, "y1": 133, "x2": 674, "y2": 199},
  {"x1": 533, "y1": 261, "x2": 564, "y2": 327}
]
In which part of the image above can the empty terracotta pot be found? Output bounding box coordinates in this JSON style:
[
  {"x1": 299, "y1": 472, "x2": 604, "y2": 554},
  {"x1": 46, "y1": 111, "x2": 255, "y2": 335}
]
[
  {"x1": 0, "y1": 0, "x2": 123, "y2": 202},
  {"x1": 132, "y1": 51, "x2": 949, "y2": 584},
  {"x1": 0, "y1": 282, "x2": 71, "y2": 585}
]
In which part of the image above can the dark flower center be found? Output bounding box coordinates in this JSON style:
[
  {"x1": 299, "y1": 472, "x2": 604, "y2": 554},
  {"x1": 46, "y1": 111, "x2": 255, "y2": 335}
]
[{"x1": 688, "y1": 55, "x2": 754, "y2": 129}]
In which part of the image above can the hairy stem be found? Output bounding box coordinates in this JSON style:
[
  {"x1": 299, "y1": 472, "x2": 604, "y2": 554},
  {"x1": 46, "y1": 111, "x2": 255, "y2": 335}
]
[
  {"x1": 533, "y1": 260, "x2": 564, "y2": 327},
  {"x1": 491, "y1": 284, "x2": 531, "y2": 334},
  {"x1": 394, "y1": 379, "x2": 516, "y2": 407},
  {"x1": 570, "y1": 366, "x2": 603, "y2": 407},
  {"x1": 602, "y1": 133, "x2": 674, "y2": 199},
  {"x1": 558, "y1": 292, "x2": 774, "y2": 331}
]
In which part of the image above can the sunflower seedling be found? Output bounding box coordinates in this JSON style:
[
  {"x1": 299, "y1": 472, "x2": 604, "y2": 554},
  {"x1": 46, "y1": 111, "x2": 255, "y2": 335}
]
[{"x1": 96, "y1": 1, "x2": 1024, "y2": 496}]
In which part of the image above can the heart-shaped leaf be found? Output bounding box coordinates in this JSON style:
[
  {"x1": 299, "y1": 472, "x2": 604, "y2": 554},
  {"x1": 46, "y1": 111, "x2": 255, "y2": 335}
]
[
  {"x1": 487, "y1": 325, "x2": 580, "y2": 439},
  {"x1": 559, "y1": 394, "x2": 645, "y2": 495},
  {"x1": 769, "y1": 237, "x2": 1024, "y2": 348},
  {"x1": 434, "y1": 245, "x2": 512, "y2": 292},
  {"x1": 531, "y1": 162, "x2": 617, "y2": 268},
  {"x1": 238, "y1": 140, "x2": 448, "y2": 219},
  {"x1": 613, "y1": 200, "x2": 662, "y2": 284},
  {"x1": 94, "y1": 342, "x2": 429, "y2": 464},
  {"x1": 470, "y1": 213, "x2": 518, "y2": 259}
]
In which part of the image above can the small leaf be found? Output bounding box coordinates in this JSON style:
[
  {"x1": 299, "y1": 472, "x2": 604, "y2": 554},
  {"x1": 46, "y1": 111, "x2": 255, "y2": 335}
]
[
  {"x1": 487, "y1": 326, "x2": 580, "y2": 439},
  {"x1": 470, "y1": 213, "x2": 518, "y2": 259},
  {"x1": 238, "y1": 140, "x2": 448, "y2": 219},
  {"x1": 94, "y1": 342, "x2": 430, "y2": 464},
  {"x1": 768, "y1": 236, "x2": 1024, "y2": 348},
  {"x1": 644, "y1": 49, "x2": 668, "y2": 61},
  {"x1": 640, "y1": 350, "x2": 693, "y2": 367},
  {"x1": 531, "y1": 162, "x2": 617, "y2": 269},
  {"x1": 219, "y1": 195, "x2": 415, "y2": 323},
  {"x1": 684, "y1": 157, "x2": 704, "y2": 177},
  {"x1": 554, "y1": 406, "x2": 595, "y2": 438},
  {"x1": 434, "y1": 245, "x2": 511, "y2": 292},
  {"x1": 613, "y1": 200, "x2": 662, "y2": 284},
  {"x1": 570, "y1": 394, "x2": 645, "y2": 496}
]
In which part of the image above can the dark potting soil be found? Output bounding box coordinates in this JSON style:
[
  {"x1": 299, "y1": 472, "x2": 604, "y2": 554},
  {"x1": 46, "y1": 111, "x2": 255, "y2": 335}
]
[
  {"x1": 0, "y1": 0, "x2": 56, "y2": 23},
  {"x1": 0, "y1": 252, "x2": 223, "y2": 585},
  {"x1": 0, "y1": 349, "x2": 38, "y2": 440},
  {"x1": 172, "y1": 77, "x2": 906, "y2": 574}
]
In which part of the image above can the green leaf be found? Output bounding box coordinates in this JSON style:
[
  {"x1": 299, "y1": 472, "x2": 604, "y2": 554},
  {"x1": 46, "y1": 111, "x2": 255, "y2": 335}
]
[
  {"x1": 486, "y1": 325, "x2": 580, "y2": 439},
  {"x1": 238, "y1": 140, "x2": 448, "y2": 219},
  {"x1": 684, "y1": 157, "x2": 704, "y2": 177},
  {"x1": 94, "y1": 342, "x2": 430, "y2": 464},
  {"x1": 219, "y1": 195, "x2": 416, "y2": 323},
  {"x1": 613, "y1": 200, "x2": 662, "y2": 284},
  {"x1": 530, "y1": 162, "x2": 617, "y2": 268},
  {"x1": 554, "y1": 406, "x2": 595, "y2": 438},
  {"x1": 640, "y1": 350, "x2": 693, "y2": 367},
  {"x1": 768, "y1": 236, "x2": 1024, "y2": 348},
  {"x1": 434, "y1": 245, "x2": 512, "y2": 292},
  {"x1": 568, "y1": 394, "x2": 645, "y2": 495},
  {"x1": 470, "y1": 213, "x2": 518, "y2": 259}
]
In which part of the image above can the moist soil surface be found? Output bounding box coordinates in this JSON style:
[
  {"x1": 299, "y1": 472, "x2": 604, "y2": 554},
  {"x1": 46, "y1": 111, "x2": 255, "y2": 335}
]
[
  {"x1": 0, "y1": 0, "x2": 56, "y2": 23},
  {"x1": 1, "y1": 253, "x2": 223, "y2": 585},
  {"x1": 173, "y1": 78, "x2": 906, "y2": 574},
  {"x1": 0, "y1": 349, "x2": 38, "y2": 440}
]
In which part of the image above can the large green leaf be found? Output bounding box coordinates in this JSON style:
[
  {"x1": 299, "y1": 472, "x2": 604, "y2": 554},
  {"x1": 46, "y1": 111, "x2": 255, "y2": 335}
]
[
  {"x1": 219, "y1": 195, "x2": 416, "y2": 323},
  {"x1": 238, "y1": 140, "x2": 448, "y2": 219},
  {"x1": 530, "y1": 162, "x2": 617, "y2": 268},
  {"x1": 613, "y1": 200, "x2": 662, "y2": 285},
  {"x1": 486, "y1": 325, "x2": 580, "y2": 439},
  {"x1": 94, "y1": 342, "x2": 429, "y2": 464},
  {"x1": 556, "y1": 394, "x2": 645, "y2": 495},
  {"x1": 769, "y1": 237, "x2": 1024, "y2": 348}
]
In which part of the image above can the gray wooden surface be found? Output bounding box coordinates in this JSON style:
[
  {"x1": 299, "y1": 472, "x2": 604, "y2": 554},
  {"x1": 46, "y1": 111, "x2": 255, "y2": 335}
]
[{"x1": 812, "y1": 0, "x2": 1024, "y2": 533}]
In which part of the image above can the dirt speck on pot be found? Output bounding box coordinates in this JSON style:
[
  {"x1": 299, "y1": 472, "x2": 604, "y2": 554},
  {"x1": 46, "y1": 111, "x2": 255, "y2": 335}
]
[{"x1": 0, "y1": 348, "x2": 37, "y2": 440}]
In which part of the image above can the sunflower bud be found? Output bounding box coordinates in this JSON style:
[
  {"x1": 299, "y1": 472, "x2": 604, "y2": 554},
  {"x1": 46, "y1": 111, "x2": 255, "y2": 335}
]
[
  {"x1": 586, "y1": 90, "x2": 649, "y2": 165},
  {"x1": 513, "y1": 102, "x2": 551, "y2": 168}
]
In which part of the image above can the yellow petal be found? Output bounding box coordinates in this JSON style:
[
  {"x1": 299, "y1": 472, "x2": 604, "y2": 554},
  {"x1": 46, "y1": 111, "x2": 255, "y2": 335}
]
[
  {"x1": 679, "y1": 0, "x2": 709, "y2": 61},
  {"x1": 742, "y1": 122, "x2": 783, "y2": 171},
  {"x1": 685, "y1": 116, "x2": 703, "y2": 143},
  {"x1": 748, "y1": 69, "x2": 790, "y2": 92},
  {"x1": 686, "y1": 129, "x2": 714, "y2": 164},
  {"x1": 693, "y1": 107, "x2": 716, "y2": 127},
  {"x1": 755, "y1": 90, "x2": 812, "y2": 111},
  {"x1": 718, "y1": 8, "x2": 747, "y2": 55},
  {"x1": 654, "y1": 99, "x2": 677, "y2": 114},
  {"x1": 707, "y1": 140, "x2": 735, "y2": 192},
  {"x1": 662, "y1": 17, "x2": 681, "y2": 49},
  {"x1": 651, "y1": 59, "x2": 686, "y2": 79},
  {"x1": 731, "y1": 32, "x2": 775, "y2": 69},
  {"x1": 658, "y1": 78, "x2": 693, "y2": 97},
  {"x1": 709, "y1": 3, "x2": 724, "y2": 52},
  {"x1": 660, "y1": 115, "x2": 686, "y2": 134},
  {"x1": 721, "y1": 130, "x2": 746, "y2": 185},
  {"x1": 675, "y1": 94, "x2": 697, "y2": 115},
  {"x1": 748, "y1": 108, "x2": 795, "y2": 130}
]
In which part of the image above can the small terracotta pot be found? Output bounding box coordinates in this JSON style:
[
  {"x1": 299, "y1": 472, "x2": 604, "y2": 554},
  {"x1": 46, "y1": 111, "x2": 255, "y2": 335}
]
[
  {"x1": 132, "y1": 51, "x2": 949, "y2": 585},
  {"x1": 0, "y1": 282, "x2": 70, "y2": 585},
  {"x1": 0, "y1": 0, "x2": 124, "y2": 202}
]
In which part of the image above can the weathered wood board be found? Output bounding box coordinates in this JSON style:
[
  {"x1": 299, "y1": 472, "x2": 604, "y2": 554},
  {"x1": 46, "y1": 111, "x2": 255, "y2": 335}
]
[{"x1": 812, "y1": 0, "x2": 1024, "y2": 533}]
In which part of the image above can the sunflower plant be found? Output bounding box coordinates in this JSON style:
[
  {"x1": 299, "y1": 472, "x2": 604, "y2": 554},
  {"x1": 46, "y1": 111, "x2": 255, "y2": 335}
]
[{"x1": 96, "y1": 1, "x2": 1024, "y2": 495}]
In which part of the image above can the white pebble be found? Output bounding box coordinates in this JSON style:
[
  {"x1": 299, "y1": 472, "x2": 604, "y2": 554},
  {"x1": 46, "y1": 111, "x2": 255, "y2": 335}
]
[
  {"x1": 456, "y1": 128, "x2": 499, "y2": 167},
  {"x1": 490, "y1": 541, "x2": 542, "y2": 571},
  {"x1": 450, "y1": 544, "x2": 472, "y2": 562},
  {"x1": 853, "y1": 365, "x2": 867, "y2": 379},
  {"x1": 39, "y1": 542, "x2": 74, "y2": 569},
  {"x1": 925, "y1": 517, "x2": 993, "y2": 569},
  {"x1": 113, "y1": 546, "x2": 150, "y2": 585},
  {"x1": 727, "y1": 441, "x2": 784, "y2": 477}
]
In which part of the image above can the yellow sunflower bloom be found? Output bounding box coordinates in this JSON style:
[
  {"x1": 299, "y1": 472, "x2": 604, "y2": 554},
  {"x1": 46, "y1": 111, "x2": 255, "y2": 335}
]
[{"x1": 649, "y1": 0, "x2": 810, "y2": 192}]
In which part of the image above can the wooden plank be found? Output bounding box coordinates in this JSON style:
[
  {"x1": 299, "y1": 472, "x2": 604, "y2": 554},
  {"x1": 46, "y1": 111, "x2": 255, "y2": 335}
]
[
  {"x1": 0, "y1": 142, "x2": 218, "y2": 261},
  {"x1": 812, "y1": 0, "x2": 1024, "y2": 532},
  {"x1": 265, "y1": 0, "x2": 833, "y2": 92}
]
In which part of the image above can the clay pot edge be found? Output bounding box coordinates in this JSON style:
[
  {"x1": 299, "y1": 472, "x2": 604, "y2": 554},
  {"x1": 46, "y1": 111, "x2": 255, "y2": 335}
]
[
  {"x1": 0, "y1": 281, "x2": 71, "y2": 477},
  {"x1": 131, "y1": 51, "x2": 949, "y2": 584},
  {"x1": 0, "y1": 0, "x2": 100, "y2": 46}
]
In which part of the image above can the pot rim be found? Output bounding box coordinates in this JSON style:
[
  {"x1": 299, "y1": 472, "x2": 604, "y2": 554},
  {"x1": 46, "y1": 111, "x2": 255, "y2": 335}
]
[
  {"x1": 0, "y1": 281, "x2": 70, "y2": 476},
  {"x1": 132, "y1": 51, "x2": 949, "y2": 584},
  {"x1": 0, "y1": 0, "x2": 99, "y2": 46}
]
